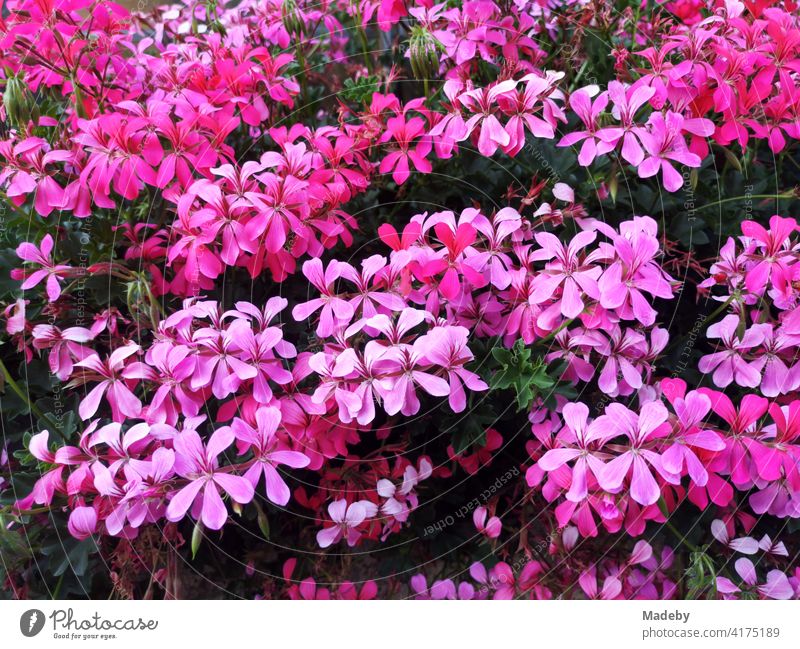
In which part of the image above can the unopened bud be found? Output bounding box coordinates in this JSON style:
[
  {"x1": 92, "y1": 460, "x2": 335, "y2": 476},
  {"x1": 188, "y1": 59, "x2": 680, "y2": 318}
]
[
  {"x1": 3, "y1": 75, "x2": 31, "y2": 130},
  {"x1": 282, "y1": 0, "x2": 305, "y2": 37},
  {"x1": 408, "y1": 26, "x2": 440, "y2": 81}
]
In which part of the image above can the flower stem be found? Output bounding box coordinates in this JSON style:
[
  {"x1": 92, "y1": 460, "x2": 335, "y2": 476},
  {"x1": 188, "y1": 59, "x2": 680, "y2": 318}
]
[
  {"x1": 702, "y1": 293, "x2": 736, "y2": 325},
  {"x1": 664, "y1": 519, "x2": 700, "y2": 554},
  {"x1": 535, "y1": 317, "x2": 575, "y2": 346},
  {"x1": 696, "y1": 193, "x2": 793, "y2": 211},
  {"x1": 0, "y1": 358, "x2": 65, "y2": 439}
]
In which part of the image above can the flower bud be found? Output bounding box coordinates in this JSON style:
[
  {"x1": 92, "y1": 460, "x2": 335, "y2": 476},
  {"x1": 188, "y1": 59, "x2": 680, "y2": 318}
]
[
  {"x1": 3, "y1": 75, "x2": 31, "y2": 130},
  {"x1": 408, "y1": 26, "x2": 440, "y2": 81},
  {"x1": 281, "y1": 0, "x2": 305, "y2": 37}
]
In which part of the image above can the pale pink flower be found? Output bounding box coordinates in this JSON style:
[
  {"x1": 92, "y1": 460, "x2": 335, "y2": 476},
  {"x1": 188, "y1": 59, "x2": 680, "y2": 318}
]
[{"x1": 316, "y1": 499, "x2": 369, "y2": 548}]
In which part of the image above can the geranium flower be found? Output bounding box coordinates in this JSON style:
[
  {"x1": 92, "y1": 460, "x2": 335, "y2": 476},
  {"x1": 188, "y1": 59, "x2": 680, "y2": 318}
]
[
  {"x1": 231, "y1": 407, "x2": 310, "y2": 506},
  {"x1": 15, "y1": 234, "x2": 72, "y2": 302},
  {"x1": 597, "y1": 402, "x2": 679, "y2": 506},
  {"x1": 165, "y1": 427, "x2": 255, "y2": 530},
  {"x1": 316, "y1": 499, "x2": 369, "y2": 548},
  {"x1": 698, "y1": 316, "x2": 768, "y2": 388}
]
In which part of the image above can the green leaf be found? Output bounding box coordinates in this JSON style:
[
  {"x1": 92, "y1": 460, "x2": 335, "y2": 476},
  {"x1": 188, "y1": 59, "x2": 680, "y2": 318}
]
[
  {"x1": 41, "y1": 536, "x2": 94, "y2": 577},
  {"x1": 489, "y1": 340, "x2": 556, "y2": 411},
  {"x1": 685, "y1": 550, "x2": 716, "y2": 599}
]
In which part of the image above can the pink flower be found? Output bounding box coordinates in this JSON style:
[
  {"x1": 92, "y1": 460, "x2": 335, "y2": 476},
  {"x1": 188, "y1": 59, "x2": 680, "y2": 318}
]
[
  {"x1": 73, "y1": 344, "x2": 142, "y2": 422},
  {"x1": 316, "y1": 499, "x2": 369, "y2": 548},
  {"x1": 378, "y1": 115, "x2": 432, "y2": 185},
  {"x1": 698, "y1": 315, "x2": 768, "y2": 388},
  {"x1": 528, "y1": 229, "x2": 601, "y2": 321},
  {"x1": 67, "y1": 506, "x2": 98, "y2": 540},
  {"x1": 381, "y1": 341, "x2": 450, "y2": 417},
  {"x1": 749, "y1": 324, "x2": 800, "y2": 397},
  {"x1": 741, "y1": 215, "x2": 798, "y2": 295},
  {"x1": 710, "y1": 519, "x2": 758, "y2": 554},
  {"x1": 231, "y1": 407, "x2": 310, "y2": 506},
  {"x1": 469, "y1": 561, "x2": 517, "y2": 600},
  {"x1": 597, "y1": 81, "x2": 655, "y2": 166},
  {"x1": 537, "y1": 402, "x2": 612, "y2": 502},
  {"x1": 558, "y1": 87, "x2": 616, "y2": 166},
  {"x1": 579, "y1": 567, "x2": 622, "y2": 600},
  {"x1": 473, "y1": 506, "x2": 501, "y2": 538},
  {"x1": 717, "y1": 558, "x2": 794, "y2": 600},
  {"x1": 598, "y1": 218, "x2": 675, "y2": 326},
  {"x1": 15, "y1": 234, "x2": 72, "y2": 302},
  {"x1": 698, "y1": 389, "x2": 770, "y2": 487},
  {"x1": 459, "y1": 80, "x2": 517, "y2": 157},
  {"x1": 597, "y1": 402, "x2": 679, "y2": 506},
  {"x1": 637, "y1": 112, "x2": 705, "y2": 192},
  {"x1": 416, "y1": 325, "x2": 487, "y2": 412},
  {"x1": 165, "y1": 427, "x2": 254, "y2": 531},
  {"x1": 32, "y1": 324, "x2": 93, "y2": 380},
  {"x1": 191, "y1": 320, "x2": 259, "y2": 399},
  {"x1": 292, "y1": 258, "x2": 355, "y2": 336},
  {"x1": 660, "y1": 383, "x2": 725, "y2": 487}
]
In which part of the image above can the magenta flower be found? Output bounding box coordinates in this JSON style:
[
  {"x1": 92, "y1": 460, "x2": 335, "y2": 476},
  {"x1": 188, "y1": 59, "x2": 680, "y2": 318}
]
[
  {"x1": 378, "y1": 115, "x2": 432, "y2": 185},
  {"x1": 166, "y1": 427, "x2": 254, "y2": 531},
  {"x1": 473, "y1": 506, "x2": 501, "y2": 539},
  {"x1": 698, "y1": 388, "x2": 770, "y2": 487},
  {"x1": 598, "y1": 219, "x2": 675, "y2": 326},
  {"x1": 538, "y1": 402, "x2": 613, "y2": 502},
  {"x1": 15, "y1": 234, "x2": 72, "y2": 302},
  {"x1": 497, "y1": 73, "x2": 559, "y2": 155},
  {"x1": 596, "y1": 81, "x2": 655, "y2": 166},
  {"x1": 191, "y1": 321, "x2": 259, "y2": 400},
  {"x1": 637, "y1": 112, "x2": 706, "y2": 192},
  {"x1": 230, "y1": 322, "x2": 294, "y2": 404},
  {"x1": 578, "y1": 567, "x2": 622, "y2": 600},
  {"x1": 749, "y1": 324, "x2": 800, "y2": 397},
  {"x1": 741, "y1": 215, "x2": 798, "y2": 295},
  {"x1": 67, "y1": 506, "x2": 98, "y2": 540},
  {"x1": 710, "y1": 519, "x2": 759, "y2": 555},
  {"x1": 381, "y1": 342, "x2": 450, "y2": 417},
  {"x1": 32, "y1": 324, "x2": 93, "y2": 381},
  {"x1": 660, "y1": 390, "x2": 724, "y2": 487},
  {"x1": 122, "y1": 342, "x2": 199, "y2": 424},
  {"x1": 231, "y1": 407, "x2": 310, "y2": 506},
  {"x1": 73, "y1": 344, "x2": 142, "y2": 422},
  {"x1": 558, "y1": 87, "x2": 616, "y2": 166},
  {"x1": 459, "y1": 79, "x2": 517, "y2": 157}
]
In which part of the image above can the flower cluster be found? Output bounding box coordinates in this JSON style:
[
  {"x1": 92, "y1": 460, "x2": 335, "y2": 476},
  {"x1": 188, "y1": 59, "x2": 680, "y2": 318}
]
[{"x1": 2, "y1": 0, "x2": 800, "y2": 601}]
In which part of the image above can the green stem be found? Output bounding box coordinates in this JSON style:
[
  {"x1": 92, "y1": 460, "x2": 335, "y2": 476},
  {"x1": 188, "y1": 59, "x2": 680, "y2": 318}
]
[
  {"x1": 703, "y1": 293, "x2": 736, "y2": 325},
  {"x1": 52, "y1": 572, "x2": 65, "y2": 599},
  {"x1": 664, "y1": 519, "x2": 700, "y2": 554},
  {"x1": 571, "y1": 60, "x2": 589, "y2": 89},
  {"x1": 696, "y1": 193, "x2": 793, "y2": 211},
  {"x1": 296, "y1": 41, "x2": 310, "y2": 118},
  {"x1": 0, "y1": 504, "x2": 53, "y2": 515},
  {"x1": 536, "y1": 317, "x2": 575, "y2": 346},
  {"x1": 354, "y1": 6, "x2": 372, "y2": 72},
  {"x1": 0, "y1": 358, "x2": 64, "y2": 439}
]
